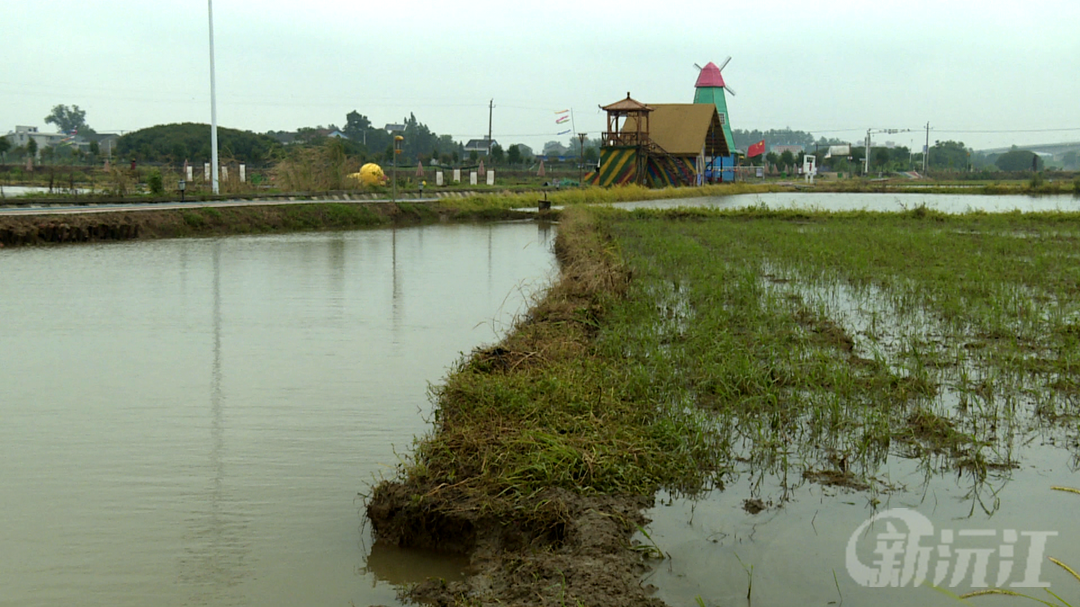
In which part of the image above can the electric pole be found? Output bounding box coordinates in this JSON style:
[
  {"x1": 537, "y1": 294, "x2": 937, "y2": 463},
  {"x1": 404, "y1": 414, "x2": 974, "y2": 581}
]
[
  {"x1": 923, "y1": 122, "x2": 930, "y2": 174},
  {"x1": 864, "y1": 129, "x2": 871, "y2": 176},
  {"x1": 487, "y1": 99, "x2": 494, "y2": 155}
]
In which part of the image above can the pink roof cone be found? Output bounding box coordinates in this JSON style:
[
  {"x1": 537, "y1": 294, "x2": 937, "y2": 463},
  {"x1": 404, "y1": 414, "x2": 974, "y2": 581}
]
[{"x1": 695, "y1": 62, "x2": 726, "y2": 88}]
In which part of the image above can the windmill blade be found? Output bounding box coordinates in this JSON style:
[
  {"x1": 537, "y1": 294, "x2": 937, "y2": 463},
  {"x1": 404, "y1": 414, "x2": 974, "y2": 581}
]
[
  {"x1": 723, "y1": 84, "x2": 736, "y2": 96},
  {"x1": 694, "y1": 63, "x2": 703, "y2": 71},
  {"x1": 717, "y1": 56, "x2": 732, "y2": 71}
]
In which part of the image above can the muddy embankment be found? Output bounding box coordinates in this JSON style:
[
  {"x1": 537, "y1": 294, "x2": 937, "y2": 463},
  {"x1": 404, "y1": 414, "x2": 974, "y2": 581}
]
[
  {"x1": 0, "y1": 201, "x2": 535, "y2": 248},
  {"x1": 366, "y1": 208, "x2": 683, "y2": 607}
]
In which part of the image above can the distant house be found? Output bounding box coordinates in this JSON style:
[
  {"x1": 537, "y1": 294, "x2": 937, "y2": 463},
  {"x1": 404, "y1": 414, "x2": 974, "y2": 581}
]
[
  {"x1": 464, "y1": 138, "x2": 497, "y2": 156},
  {"x1": 543, "y1": 142, "x2": 568, "y2": 158},
  {"x1": 5, "y1": 126, "x2": 70, "y2": 155}
]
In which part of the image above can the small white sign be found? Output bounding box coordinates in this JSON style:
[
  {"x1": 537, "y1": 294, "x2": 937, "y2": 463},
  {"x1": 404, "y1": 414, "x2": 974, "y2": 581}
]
[
  {"x1": 453, "y1": 169, "x2": 461, "y2": 183},
  {"x1": 436, "y1": 171, "x2": 443, "y2": 186},
  {"x1": 186, "y1": 165, "x2": 193, "y2": 181},
  {"x1": 204, "y1": 163, "x2": 210, "y2": 181},
  {"x1": 239, "y1": 164, "x2": 246, "y2": 183},
  {"x1": 470, "y1": 171, "x2": 478, "y2": 185},
  {"x1": 486, "y1": 170, "x2": 495, "y2": 185}
]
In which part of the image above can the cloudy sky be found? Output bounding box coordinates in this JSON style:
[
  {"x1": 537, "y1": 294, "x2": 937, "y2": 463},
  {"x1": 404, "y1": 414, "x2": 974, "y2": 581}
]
[{"x1": 4, "y1": 0, "x2": 1079, "y2": 152}]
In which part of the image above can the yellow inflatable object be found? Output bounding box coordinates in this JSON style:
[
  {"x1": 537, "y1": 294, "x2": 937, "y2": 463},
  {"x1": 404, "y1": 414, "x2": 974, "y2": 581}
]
[{"x1": 349, "y1": 163, "x2": 387, "y2": 186}]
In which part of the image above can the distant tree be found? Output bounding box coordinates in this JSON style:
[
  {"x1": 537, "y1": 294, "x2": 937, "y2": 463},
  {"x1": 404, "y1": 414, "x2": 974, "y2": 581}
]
[
  {"x1": 0, "y1": 137, "x2": 9, "y2": 157},
  {"x1": 765, "y1": 151, "x2": 778, "y2": 168},
  {"x1": 40, "y1": 146, "x2": 55, "y2": 163},
  {"x1": 89, "y1": 140, "x2": 100, "y2": 157},
  {"x1": 583, "y1": 146, "x2": 599, "y2": 164},
  {"x1": 873, "y1": 148, "x2": 890, "y2": 169},
  {"x1": 995, "y1": 150, "x2": 1044, "y2": 172},
  {"x1": 469, "y1": 150, "x2": 479, "y2": 163},
  {"x1": 26, "y1": 138, "x2": 38, "y2": 158},
  {"x1": 779, "y1": 150, "x2": 795, "y2": 171},
  {"x1": 1060, "y1": 150, "x2": 1078, "y2": 170},
  {"x1": 490, "y1": 143, "x2": 504, "y2": 164},
  {"x1": 507, "y1": 144, "x2": 521, "y2": 166},
  {"x1": 45, "y1": 104, "x2": 96, "y2": 135},
  {"x1": 116, "y1": 123, "x2": 281, "y2": 164},
  {"x1": 733, "y1": 128, "x2": 816, "y2": 152},
  {"x1": 929, "y1": 140, "x2": 970, "y2": 170}
]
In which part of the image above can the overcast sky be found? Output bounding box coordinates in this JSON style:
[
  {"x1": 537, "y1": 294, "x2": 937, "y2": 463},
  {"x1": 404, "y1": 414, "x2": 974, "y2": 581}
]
[{"x1": 4, "y1": 0, "x2": 1079, "y2": 152}]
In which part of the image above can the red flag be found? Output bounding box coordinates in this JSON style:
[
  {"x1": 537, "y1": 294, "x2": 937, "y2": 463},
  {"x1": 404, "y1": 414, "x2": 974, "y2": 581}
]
[{"x1": 748, "y1": 140, "x2": 766, "y2": 158}]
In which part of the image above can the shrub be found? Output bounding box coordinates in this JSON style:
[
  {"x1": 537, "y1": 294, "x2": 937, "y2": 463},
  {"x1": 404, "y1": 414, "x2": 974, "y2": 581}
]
[{"x1": 147, "y1": 169, "x2": 164, "y2": 195}]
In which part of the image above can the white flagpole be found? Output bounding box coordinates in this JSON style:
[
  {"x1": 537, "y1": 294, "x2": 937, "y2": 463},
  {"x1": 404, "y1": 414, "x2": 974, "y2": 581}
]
[{"x1": 208, "y1": 0, "x2": 220, "y2": 194}]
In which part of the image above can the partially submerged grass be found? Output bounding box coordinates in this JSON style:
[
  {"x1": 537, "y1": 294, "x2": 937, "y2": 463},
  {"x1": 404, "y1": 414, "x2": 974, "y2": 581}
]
[
  {"x1": 604, "y1": 206, "x2": 1080, "y2": 489},
  {"x1": 378, "y1": 204, "x2": 1080, "y2": 525}
]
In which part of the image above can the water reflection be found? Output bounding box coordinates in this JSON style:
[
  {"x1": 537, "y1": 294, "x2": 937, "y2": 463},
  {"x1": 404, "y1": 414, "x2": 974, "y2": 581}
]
[
  {"x1": 0, "y1": 221, "x2": 555, "y2": 607},
  {"x1": 362, "y1": 542, "x2": 470, "y2": 586},
  {"x1": 178, "y1": 242, "x2": 252, "y2": 605}
]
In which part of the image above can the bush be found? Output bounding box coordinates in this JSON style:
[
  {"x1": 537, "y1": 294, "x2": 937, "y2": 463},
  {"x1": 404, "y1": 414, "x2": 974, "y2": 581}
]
[{"x1": 147, "y1": 169, "x2": 164, "y2": 195}]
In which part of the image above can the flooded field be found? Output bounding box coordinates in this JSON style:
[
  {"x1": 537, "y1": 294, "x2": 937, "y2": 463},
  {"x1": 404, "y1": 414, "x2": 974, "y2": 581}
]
[
  {"x1": 604, "y1": 208, "x2": 1080, "y2": 605},
  {"x1": 0, "y1": 221, "x2": 555, "y2": 607},
  {"x1": 0, "y1": 184, "x2": 87, "y2": 197},
  {"x1": 616, "y1": 191, "x2": 1080, "y2": 214}
]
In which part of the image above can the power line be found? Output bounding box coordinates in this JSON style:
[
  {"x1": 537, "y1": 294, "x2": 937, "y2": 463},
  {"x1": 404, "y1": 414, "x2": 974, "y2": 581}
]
[{"x1": 934, "y1": 127, "x2": 1080, "y2": 134}]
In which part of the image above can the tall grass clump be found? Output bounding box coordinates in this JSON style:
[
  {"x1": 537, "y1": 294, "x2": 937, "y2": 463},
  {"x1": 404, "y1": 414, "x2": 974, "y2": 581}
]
[{"x1": 272, "y1": 139, "x2": 363, "y2": 192}]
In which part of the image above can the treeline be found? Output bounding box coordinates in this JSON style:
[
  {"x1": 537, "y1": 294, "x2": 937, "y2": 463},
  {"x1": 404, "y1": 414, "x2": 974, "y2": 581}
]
[
  {"x1": 732, "y1": 128, "x2": 848, "y2": 151},
  {"x1": 117, "y1": 124, "x2": 281, "y2": 165}
]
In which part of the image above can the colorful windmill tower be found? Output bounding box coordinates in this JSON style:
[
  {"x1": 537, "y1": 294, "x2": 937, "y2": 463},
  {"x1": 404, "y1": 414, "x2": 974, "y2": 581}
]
[{"x1": 693, "y1": 58, "x2": 736, "y2": 152}]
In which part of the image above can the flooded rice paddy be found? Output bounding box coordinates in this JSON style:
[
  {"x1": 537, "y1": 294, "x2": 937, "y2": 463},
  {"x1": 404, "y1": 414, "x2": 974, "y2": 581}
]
[
  {"x1": 4, "y1": 191, "x2": 1080, "y2": 607},
  {"x1": 617, "y1": 191, "x2": 1080, "y2": 214},
  {"x1": 0, "y1": 221, "x2": 555, "y2": 607},
  {"x1": 606, "y1": 201, "x2": 1080, "y2": 606}
]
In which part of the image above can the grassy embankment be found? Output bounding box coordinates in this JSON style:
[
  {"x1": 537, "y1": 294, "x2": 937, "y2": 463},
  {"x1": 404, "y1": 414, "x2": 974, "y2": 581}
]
[
  {"x1": 369, "y1": 204, "x2": 1080, "y2": 605},
  {"x1": 0, "y1": 183, "x2": 780, "y2": 247}
]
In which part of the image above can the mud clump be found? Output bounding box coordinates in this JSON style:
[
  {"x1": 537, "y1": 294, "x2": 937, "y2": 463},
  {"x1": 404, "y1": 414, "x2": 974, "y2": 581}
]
[{"x1": 367, "y1": 483, "x2": 663, "y2": 607}]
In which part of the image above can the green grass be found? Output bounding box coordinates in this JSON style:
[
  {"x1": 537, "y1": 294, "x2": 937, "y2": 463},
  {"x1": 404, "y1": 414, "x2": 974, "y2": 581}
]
[{"x1": 385, "y1": 204, "x2": 1080, "y2": 522}]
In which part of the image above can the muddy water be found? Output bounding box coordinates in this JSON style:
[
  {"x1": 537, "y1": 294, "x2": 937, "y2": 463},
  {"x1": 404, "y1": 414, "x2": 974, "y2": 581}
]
[
  {"x1": 0, "y1": 221, "x2": 555, "y2": 607},
  {"x1": 618, "y1": 191, "x2": 1080, "y2": 213},
  {"x1": 642, "y1": 444, "x2": 1080, "y2": 606}
]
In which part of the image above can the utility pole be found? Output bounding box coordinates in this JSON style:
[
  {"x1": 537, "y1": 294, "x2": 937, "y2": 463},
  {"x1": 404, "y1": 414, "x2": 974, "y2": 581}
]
[
  {"x1": 487, "y1": 99, "x2": 494, "y2": 155},
  {"x1": 864, "y1": 129, "x2": 871, "y2": 176},
  {"x1": 207, "y1": 0, "x2": 219, "y2": 194},
  {"x1": 577, "y1": 132, "x2": 587, "y2": 186},
  {"x1": 923, "y1": 122, "x2": 930, "y2": 174}
]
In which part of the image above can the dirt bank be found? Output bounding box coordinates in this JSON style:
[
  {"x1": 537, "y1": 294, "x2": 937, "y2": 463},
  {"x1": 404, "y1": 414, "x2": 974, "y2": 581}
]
[
  {"x1": 368, "y1": 484, "x2": 661, "y2": 607},
  {"x1": 0, "y1": 201, "x2": 534, "y2": 247}
]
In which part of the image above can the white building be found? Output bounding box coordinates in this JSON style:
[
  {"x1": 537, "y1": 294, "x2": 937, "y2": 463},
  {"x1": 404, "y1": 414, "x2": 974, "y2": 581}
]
[{"x1": 6, "y1": 126, "x2": 70, "y2": 152}]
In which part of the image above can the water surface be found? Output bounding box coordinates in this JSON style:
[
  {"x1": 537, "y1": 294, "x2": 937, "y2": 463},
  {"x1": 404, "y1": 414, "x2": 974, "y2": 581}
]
[{"x1": 0, "y1": 221, "x2": 556, "y2": 606}]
